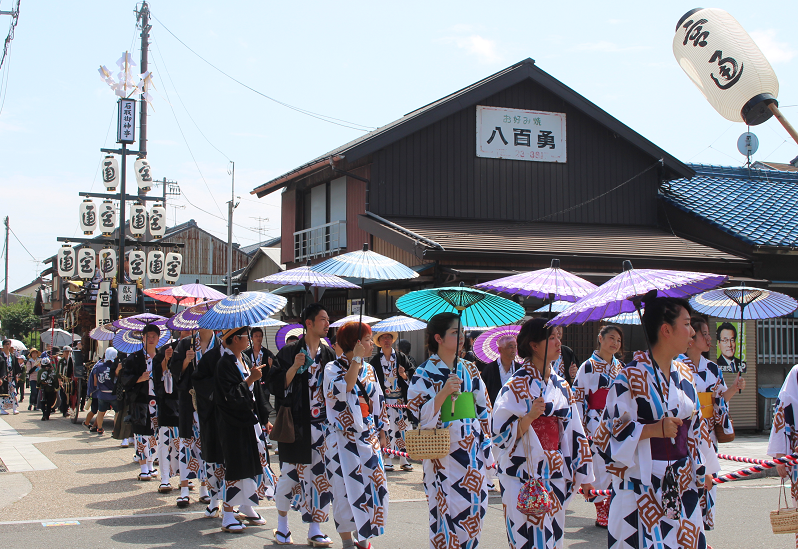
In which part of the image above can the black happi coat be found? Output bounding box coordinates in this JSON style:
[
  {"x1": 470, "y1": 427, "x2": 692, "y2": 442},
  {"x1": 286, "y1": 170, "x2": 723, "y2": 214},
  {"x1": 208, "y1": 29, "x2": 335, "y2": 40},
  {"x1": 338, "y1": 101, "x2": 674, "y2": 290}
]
[
  {"x1": 153, "y1": 342, "x2": 180, "y2": 427},
  {"x1": 369, "y1": 348, "x2": 415, "y2": 402},
  {"x1": 120, "y1": 349, "x2": 156, "y2": 436},
  {"x1": 214, "y1": 351, "x2": 271, "y2": 481},
  {"x1": 270, "y1": 337, "x2": 335, "y2": 465},
  {"x1": 244, "y1": 345, "x2": 276, "y2": 410},
  {"x1": 192, "y1": 342, "x2": 224, "y2": 464},
  {"x1": 170, "y1": 337, "x2": 199, "y2": 438}
]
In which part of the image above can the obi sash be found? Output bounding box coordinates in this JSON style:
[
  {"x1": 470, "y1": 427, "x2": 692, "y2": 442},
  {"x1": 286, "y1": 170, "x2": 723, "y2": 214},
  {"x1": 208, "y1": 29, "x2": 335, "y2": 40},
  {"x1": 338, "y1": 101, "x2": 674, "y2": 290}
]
[
  {"x1": 531, "y1": 416, "x2": 559, "y2": 451},
  {"x1": 587, "y1": 388, "x2": 609, "y2": 410},
  {"x1": 698, "y1": 392, "x2": 714, "y2": 420},
  {"x1": 649, "y1": 420, "x2": 689, "y2": 461}
]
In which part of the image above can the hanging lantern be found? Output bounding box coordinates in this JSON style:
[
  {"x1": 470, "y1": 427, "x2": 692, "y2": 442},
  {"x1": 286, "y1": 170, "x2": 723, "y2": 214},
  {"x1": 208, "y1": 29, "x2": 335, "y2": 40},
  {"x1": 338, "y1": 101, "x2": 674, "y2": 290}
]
[
  {"x1": 102, "y1": 155, "x2": 119, "y2": 191},
  {"x1": 77, "y1": 247, "x2": 96, "y2": 280},
  {"x1": 99, "y1": 200, "x2": 116, "y2": 237},
  {"x1": 56, "y1": 244, "x2": 76, "y2": 278},
  {"x1": 673, "y1": 8, "x2": 779, "y2": 125},
  {"x1": 127, "y1": 249, "x2": 146, "y2": 281},
  {"x1": 147, "y1": 248, "x2": 165, "y2": 282},
  {"x1": 149, "y1": 203, "x2": 166, "y2": 239},
  {"x1": 98, "y1": 247, "x2": 117, "y2": 279},
  {"x1": 78, "y1": 199, "x2": 97, "y2": 235},
  {"x1": 129, "y1": 201, "x2": 147, "y2": 239},
  {"x1": 163, "y1": 250, "x2": 183, "y2": 285},
  {"x1": 134, "y1": 157, "x2": 153, "y2": 193}
]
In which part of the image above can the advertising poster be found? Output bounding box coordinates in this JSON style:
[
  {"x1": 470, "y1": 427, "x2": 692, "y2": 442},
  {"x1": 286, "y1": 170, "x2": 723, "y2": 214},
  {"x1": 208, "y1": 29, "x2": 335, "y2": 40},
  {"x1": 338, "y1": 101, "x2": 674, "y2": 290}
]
[{"x1": 716, "y1": 321, "x2": 746, "y2": 375}]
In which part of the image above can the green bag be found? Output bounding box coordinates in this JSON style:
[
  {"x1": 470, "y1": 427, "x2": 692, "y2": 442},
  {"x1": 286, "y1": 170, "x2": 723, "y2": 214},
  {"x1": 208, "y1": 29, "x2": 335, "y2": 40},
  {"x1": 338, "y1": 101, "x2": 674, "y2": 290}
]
[{"x1": 441, "y1": 392, "x2": 477, "y2": 423}]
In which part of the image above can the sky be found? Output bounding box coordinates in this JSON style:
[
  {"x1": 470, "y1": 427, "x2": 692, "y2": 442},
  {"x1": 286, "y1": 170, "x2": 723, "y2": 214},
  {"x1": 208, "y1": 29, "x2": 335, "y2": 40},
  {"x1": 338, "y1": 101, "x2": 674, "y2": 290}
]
[{"x1": 1, "y1": 0, "x2": 797, "y2": 292}]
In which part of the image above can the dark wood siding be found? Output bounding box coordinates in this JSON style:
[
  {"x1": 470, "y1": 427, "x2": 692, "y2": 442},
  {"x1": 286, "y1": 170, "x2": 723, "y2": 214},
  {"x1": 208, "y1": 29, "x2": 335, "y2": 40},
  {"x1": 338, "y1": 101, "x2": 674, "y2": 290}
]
[
  {"x1": 281, "y1": 190, "x2": 296, "y2": 264},
  {"x1": 370, "y1": 79, "x2": 659, "y2": 225},
  {"x1": 161, "y1": 226, "x2": 249, "y2": 275}
]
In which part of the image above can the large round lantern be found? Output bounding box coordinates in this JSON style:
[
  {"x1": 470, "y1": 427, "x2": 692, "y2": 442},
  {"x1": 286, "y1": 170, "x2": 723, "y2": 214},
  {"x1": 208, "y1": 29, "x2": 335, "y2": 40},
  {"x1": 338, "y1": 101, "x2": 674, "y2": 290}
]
[
  {"x1": 102, "y1": 155, "x2": 119, "y2": 191},
  {"x1": 79, "y1": 199, "x2": 97, "y2": 235},
  {"x1": 134, "y1": 157, "x2": 153, "y2": 193},
  {"x1": 77, "y1": 247, "x2": 96, "y2": 280},
  {"x1": 56, "y1": 244, "x2": 76, "y2": 278},
  {"x1": 163, "y1": 250, "x2": 183, "y2": 285},
  {"x1": 129, "y1": 201, "x2": 147, "y2": 239},
  {"x1": 98, "y1": 247, "x2": 117, "y2": 279},
  {"x1": 127, "y1": 249, "x2": 146, "y2": 281},
  {"x1": 99, "y1": 200, "x2": 116, "y2": 237},
  {"x1": 149, "y1": 203, "x2": 166, "y2": 239},
  {"x1": 673, "y1": 8, "x2": 779, "y2": 125},
  {"x1": 147, "y1": 249, "x2": 165, "y2": 282}
]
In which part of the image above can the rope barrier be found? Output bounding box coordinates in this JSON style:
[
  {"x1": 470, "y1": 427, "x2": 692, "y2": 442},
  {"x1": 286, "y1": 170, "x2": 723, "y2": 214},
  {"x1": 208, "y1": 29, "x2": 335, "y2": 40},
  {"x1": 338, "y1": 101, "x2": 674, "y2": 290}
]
[{"x1": 718, "y1": 453, "x2": 798, "y2": 466}]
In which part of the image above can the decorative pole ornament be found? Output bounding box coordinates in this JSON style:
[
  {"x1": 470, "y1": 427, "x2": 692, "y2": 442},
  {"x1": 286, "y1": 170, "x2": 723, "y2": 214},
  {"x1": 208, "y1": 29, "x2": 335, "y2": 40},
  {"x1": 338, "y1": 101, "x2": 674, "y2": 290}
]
[
  {"x1": 673, "y1": 8, "x2": 798, "y2": 143},
  {"x1": 79, "y1": 199, "x2": 97, "y2": 235},
  {"x1": 163, "y1": 250, "x2": 183, "y2": 285},
  {"x1": 134, "y1": 157, "x2": 153, "y2": 193},
  {"x1": 102, "y1": 155, "x2": 119, "y2": 191},
  {"x1": 99, "y1": 247, "x2": 117, "y2": 280},
  {"x1": 99, "y1": 200, "x2": 116, "y2": 236},
  {"x1": 149, "y1": 203, "x2": 166, "y2": 239},
  {"x1": 129, "y1": 201, "x2": 147, "y2": 238},
  {"x1": 127, "y1": 249, "x2": 146, "y2": 281},
  {"x1": 147, "y1": 248, "x2": 165, "y2": 282},
  {"x1": 77, "y1": 247, "x2": 96, "y2": 280},
  {"x1": 56, "y1": 244, "x2": 76, "y2": 278}
]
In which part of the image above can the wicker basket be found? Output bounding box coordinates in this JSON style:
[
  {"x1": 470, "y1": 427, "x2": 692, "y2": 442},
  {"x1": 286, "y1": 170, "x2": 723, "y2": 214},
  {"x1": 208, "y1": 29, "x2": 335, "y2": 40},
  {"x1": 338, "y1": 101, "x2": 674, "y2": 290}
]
[
  {"x1": 404, "y1": 428, "x2": 450, "y2": 460},
  {"x1": 771, "y1": 481, "x2": 798, "y2": 534}
]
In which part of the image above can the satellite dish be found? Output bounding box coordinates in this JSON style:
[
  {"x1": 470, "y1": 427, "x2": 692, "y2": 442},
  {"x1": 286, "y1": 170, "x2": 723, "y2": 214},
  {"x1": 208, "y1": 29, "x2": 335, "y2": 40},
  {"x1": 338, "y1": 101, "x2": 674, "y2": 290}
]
[{"x1": 737, "y1": 132, "x2": 759, "y2": 156}]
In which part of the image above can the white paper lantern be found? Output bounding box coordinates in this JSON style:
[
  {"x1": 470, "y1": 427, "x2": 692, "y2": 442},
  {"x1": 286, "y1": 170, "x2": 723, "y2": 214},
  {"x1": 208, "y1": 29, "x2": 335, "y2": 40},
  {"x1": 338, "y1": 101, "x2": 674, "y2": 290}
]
[
  {"x1": 129, "y1": 202, "x2": 147, "y2": 239},
  {"x1": 147, "y1": 249, "x2": 165, "y2": 282},
  {"x1": 673, "y1": 8, "x2": 779, "y2": 125},
  {"x1": 134, "y1": 157, "x2": 153, "y2": 193},
  {"x1": 77, "y1": 247, "x2": 96, "y2": 280},
  {"x1": 98, "y1": 248, "x2": 117, "y2": 279},
  {"x1": 79, "y1": 199, "x2": 97, "y2": 235},
  {"x1": 149, "y1": 203, "x2": 166, "y2": 239},
  {"x1": 56, "y1": 244, "x2": 76, "y2": 278},
  {"x1": 99, "y1": 200, "x2": 116, "y2": 236},
  {"x1": 102, "y1": 155, "x2": 119, "y2": 191},
  {"x1": 127, "y1": 249, "x2": 146, "y2": 281},
  {"x1": 163, "y1": 251, "x2": 183, "y2": 285}
]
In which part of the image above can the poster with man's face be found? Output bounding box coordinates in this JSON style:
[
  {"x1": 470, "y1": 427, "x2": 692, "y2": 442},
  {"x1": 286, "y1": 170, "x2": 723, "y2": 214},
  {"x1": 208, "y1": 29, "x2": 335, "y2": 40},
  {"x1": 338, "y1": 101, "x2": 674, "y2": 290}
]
[{"x1": 716, "y1": 321, "x2": 746, "y2": 374}]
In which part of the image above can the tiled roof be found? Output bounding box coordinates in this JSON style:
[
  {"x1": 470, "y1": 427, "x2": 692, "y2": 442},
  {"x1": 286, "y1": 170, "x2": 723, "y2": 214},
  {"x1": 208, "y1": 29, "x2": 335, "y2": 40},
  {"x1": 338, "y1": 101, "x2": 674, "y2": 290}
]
[{"x1": 660, "y1": 164, "x2": 798, "y2": 248}]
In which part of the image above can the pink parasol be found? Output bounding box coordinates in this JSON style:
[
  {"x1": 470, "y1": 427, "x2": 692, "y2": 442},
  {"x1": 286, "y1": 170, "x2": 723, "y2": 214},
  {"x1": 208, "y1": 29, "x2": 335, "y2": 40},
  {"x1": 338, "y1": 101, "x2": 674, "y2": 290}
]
[
  {"x1": 473, "y1": 325, "x2": 522, "y2": 364},
  {"x1": 144, "y1": 282, "x2": 225, "y2": 306}
]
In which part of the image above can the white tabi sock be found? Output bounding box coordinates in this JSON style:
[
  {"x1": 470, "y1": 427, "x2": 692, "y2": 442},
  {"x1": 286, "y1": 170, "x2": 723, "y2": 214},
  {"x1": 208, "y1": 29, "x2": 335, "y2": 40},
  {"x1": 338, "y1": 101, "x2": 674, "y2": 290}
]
[
  {"x1": 222, "y1": 511, "x2": 238, "y2": 526},
  {"x1": 209, "y1": 497, "x2": 219, "y2": 509},
  {"x1": 277, "y1": 514, "x2": 289, "y2": 533},
  {"x1": 140, "y1": 464, "x2": 149, "y2": 475},
  {"x1": 146, "y1": 460, "x2": 154, "y2": 472},
  {"x1": 308, "y1": 522, "x2": 323, "y2": 538},
  {"x1": 239, "y1": 504, "x2": 256, "y2": 518},
  {"x1": 180, "y1": 486, "x2": 189, "y2": 498},
  {"x1": 199, "y1": 485, "x2": 209, "y2": 498}
]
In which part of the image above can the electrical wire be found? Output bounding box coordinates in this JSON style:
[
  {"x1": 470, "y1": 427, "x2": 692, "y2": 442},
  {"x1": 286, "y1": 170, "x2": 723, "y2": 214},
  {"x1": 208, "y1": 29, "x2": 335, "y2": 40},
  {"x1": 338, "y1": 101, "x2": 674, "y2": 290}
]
[
  {"x1": 0, "y1": 0, "x2": 19, "y2": 72},
  {"x1": 8, "y1": 224, "x2": 39, "y2": 263},
  {"x1": 151, "y1": 13, "x2": 376, "y2": 132},
  {"x1": 0, "y1": 38, "x2": 12, "y2": 117}
]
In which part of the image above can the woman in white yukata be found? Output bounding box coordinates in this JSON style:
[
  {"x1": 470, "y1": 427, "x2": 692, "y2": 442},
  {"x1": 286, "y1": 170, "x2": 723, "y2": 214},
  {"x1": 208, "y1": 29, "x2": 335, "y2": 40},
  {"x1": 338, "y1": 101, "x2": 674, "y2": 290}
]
[
  {"x1": 684, "y1": 316, "x2": 744, "y2": 533},
  {"x1": 324, "y1": 321, "x2": 389, "y2": 549},
  {"x1": 594, "y1": 295, "x2": 707, "y2": 549},
  {"x1": 768, "y1": 363, "x2": 798, "y2": 548},
  {"x1": 406, "y1": 312, "x2": 493, "y2": 549},
  {"x1": 492, "y1": 317, "x2": 595, "y2": 549},
  {"x1": 572, "y1": 325, "x2": 624, "y2": 528}
]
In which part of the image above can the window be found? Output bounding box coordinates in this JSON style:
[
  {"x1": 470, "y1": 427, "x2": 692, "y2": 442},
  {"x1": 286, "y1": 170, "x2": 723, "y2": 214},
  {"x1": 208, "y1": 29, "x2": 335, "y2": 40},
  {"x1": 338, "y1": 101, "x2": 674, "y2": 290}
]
[{"x1": 294, "y1": 177, "x2": 347, "y2": 261}]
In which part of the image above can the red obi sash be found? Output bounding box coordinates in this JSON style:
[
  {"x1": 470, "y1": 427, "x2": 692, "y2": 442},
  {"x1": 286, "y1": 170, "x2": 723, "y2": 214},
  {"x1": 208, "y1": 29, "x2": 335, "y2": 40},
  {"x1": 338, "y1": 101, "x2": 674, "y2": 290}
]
[
  {"x1": 587, "y1": 388, "x2": 609, "y2": 410},
  {"x1": 531, "y1": 416, "x2": 559, "y2": 451}
]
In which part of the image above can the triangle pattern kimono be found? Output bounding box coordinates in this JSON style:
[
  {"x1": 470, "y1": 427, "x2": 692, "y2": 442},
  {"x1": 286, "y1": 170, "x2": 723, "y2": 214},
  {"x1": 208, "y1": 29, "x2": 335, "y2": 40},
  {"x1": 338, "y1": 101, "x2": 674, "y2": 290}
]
[
  {"x1": 492, "y1": 362, "x2": 594, "y2": 549},
  {"x1": 595, "y1": 351, "x2": 707, "y2": 549},
  {"x1": 767, "y1": 364, "x2": 798, "y2": 549},
  {"x1": 406, "y1": 356, "x2": 492, "y2": 549}
]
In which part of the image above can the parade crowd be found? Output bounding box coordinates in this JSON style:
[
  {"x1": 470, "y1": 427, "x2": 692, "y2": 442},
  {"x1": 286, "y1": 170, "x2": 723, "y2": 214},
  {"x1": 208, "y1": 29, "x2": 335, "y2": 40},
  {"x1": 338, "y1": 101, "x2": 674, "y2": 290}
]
[{"x1": 16, "y1": 294, "x2": 798, "y2": 549}]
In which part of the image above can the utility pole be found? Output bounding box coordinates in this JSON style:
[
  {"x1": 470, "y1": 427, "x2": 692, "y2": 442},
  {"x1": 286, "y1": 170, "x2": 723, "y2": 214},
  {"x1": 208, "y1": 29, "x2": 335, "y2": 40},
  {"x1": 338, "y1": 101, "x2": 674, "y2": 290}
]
[
  {"x1": 4, "y1": 217, "x2": 8, "y2": 306},
  {"x1": 227, "y1": 161, "x2": 235, "y2": 294},
  {"x1": 136, "y1": 2, "x2": 150, "y2": 157}
]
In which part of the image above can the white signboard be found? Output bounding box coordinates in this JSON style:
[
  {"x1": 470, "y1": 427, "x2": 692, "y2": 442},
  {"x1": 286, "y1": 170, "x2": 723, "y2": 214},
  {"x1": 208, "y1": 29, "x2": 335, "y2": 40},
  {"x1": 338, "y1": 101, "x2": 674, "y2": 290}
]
[
  {"x1": 476, "y1": 105, "x2": 566, "y2": 163},
  {"x1": 96, "y1": 280, "x2": 112, "y2": 328},
  {"x1": 118, "y1": 283, "x2": 137, "y2": 304},
  {"x1": 117, "y1": 98, "x2": 136, "y2": 144}
]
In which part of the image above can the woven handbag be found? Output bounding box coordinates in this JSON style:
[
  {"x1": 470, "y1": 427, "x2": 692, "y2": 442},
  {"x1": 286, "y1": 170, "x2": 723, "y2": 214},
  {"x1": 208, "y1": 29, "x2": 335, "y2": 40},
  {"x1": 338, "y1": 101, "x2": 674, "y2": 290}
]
[
  {"x1": 404, "y1": 428, "x2": 450, "y2": 460},
  {"x1": 517, "y1": 431, "x2": 552, "y2": 516},
  {"x1": 714, "y1": 418, "x2": 735, "y2": 443},
  {"x1": 771, "y1": 479, "x2": 798, "y2": 534}
]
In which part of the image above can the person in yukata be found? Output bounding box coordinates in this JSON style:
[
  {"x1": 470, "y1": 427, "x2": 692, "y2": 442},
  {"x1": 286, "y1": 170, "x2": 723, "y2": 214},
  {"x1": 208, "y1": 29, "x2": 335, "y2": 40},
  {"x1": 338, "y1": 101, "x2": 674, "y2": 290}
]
[
  {"x1": 369, "y1": 330, "x2": 415, "y2": 472},
  {"x1": 594, "y1": 295, "x2": 707, "y2": 549},
  {"x1": 270, "y1": 303, "x2": 336, "y2": 547},
  {"x1": 572, "y1": 325, "x2": 625, "y2": 528},
  {"x1": 324, "y1": 321, "x2": 389, "y2": 549},
  {"x1": 406, "y1": 312, "x2": 493, "y2": 549},
  {"x1": 214, "y1": 326, "x2": 276, "y2": 533},
  {"x1": 492, "y1": 317, "x2": 594, "y2": 549}
]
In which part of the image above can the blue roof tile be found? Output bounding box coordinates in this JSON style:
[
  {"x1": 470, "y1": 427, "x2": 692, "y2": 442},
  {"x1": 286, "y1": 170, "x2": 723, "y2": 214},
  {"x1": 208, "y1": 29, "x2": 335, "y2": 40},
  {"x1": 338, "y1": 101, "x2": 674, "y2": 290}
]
[{"x1": 660, "y1": 164, "x2": 798, "y2": 248}]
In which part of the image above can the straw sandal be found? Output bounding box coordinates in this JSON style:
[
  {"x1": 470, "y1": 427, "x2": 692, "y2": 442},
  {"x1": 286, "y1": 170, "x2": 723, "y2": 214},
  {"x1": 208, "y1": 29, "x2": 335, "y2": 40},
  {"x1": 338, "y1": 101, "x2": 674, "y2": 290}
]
[
  {"x1": 273, "y1": 529, "x2": 293, "y2": 545},
  {"x1": 237, "y1": 512, "x2": 266, "y2": 525},
  {"x1": 204, "y1": 504, "x2": 220, "y2": 518},
  {"x1": 176, "y1": 495, "x2": 190, "y2": 508},
  {"x1": 198, "y1": 495, "x2": 211, "y2": 504},
  {"x1": 137, "y1": 472, "x2": 152, "y2": 481},
  {"x1": 158, "y1": 483, "x2": 173, "y2": 493},
  {"x1": 307, "y1": 534, "x2": 333, "y2": 547},
  {"x1": 221, "y1": 520, "x2": 246, "y2": 533}
]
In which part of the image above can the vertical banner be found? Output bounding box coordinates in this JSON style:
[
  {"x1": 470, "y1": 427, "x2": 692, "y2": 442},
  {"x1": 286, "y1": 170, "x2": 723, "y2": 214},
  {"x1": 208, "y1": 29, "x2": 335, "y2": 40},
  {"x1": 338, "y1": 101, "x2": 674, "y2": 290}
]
[
  {"x1": 716, "y1": 321, "x2": 746, "y2": 374},
  {"x1": 96, "y1": 280, "x2": 112, "y2": 328}
]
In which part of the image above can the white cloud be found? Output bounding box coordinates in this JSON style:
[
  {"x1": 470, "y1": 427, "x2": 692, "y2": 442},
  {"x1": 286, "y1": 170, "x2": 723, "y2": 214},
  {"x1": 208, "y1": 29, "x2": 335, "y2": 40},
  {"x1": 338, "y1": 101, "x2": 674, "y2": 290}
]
[
  {"x1": 443, "y1": 35, "x2": 503, "y2": 64},
  {"x1": 570, "y1": 41, "x2": 650, "y2": 53},
  {"x1": 750, "y1": 29, "x2": 796, "y2": 64}
]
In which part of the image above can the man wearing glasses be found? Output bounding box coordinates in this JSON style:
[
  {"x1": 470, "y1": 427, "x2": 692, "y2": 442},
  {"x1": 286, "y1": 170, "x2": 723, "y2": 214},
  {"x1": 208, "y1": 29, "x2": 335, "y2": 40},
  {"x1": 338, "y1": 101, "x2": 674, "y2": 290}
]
[{"x1": 716, "y1": 322, "x2": 747, "y2": 375}]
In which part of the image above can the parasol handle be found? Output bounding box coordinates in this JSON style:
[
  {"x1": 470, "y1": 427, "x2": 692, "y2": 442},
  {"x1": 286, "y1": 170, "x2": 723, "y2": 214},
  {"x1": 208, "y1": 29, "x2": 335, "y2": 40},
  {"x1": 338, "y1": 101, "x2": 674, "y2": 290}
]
[
  {"x1": 738, "y1": 305, "x2": 745, "y2": 394},
  {"x1": 768, "y1": 104, "x2": 798, "y2": 147}
]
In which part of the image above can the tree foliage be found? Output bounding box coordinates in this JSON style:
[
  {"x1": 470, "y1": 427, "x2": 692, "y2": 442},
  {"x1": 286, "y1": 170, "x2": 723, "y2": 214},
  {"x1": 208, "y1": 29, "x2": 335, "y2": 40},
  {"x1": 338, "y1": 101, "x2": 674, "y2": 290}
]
[{"x1": 0, "y1": 298, "x2": 38, "y2": 340}]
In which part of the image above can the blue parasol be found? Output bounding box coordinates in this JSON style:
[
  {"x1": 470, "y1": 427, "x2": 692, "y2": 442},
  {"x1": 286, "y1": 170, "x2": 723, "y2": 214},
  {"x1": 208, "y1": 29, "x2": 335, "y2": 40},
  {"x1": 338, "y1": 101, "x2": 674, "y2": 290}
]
[
  {"x1": 113, "y1": 327, "x2": 171, "y2": 353},
  {"x1": 330, "y1": 314, "x2": 380, "y2": 328},
  {"x1": 396, "y1": 285, "x2": 525, "y2": 328},
  {"x1": 533, "y1": 301, "x2": 571, "y2": 314},
  {"x1": 198, "y1": 290, "x2": 287, "y2": 330},
  {"x1": 371, "y1": 315, "x2": 428, "y2": 332},
  {"x1": 312, "y1": 244, "x2": 419, "y2": 281},
  {"x1": 251, "y1": 318, "x2": 288, "y2": 328},
  {"x1": 89, "y1": 323, "x2": 122, "y2": 341}
]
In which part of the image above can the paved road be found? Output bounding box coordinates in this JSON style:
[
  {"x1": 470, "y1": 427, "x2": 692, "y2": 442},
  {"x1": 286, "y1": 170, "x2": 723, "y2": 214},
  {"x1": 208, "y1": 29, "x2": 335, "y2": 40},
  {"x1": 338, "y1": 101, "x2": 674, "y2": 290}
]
[{"x1": 0, "y1": 408, "x2": 792, "y2": 547}]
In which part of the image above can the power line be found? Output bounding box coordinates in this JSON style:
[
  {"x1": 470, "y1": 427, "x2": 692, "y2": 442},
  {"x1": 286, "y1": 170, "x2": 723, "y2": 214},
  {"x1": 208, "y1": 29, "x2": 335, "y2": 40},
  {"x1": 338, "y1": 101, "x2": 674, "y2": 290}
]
[
  {"x1": 0, "y1": 0, "x2": 20, "y2": 72},
  {"x1": 8, "y1": 224, "x2": 38, "y2": 263},
  {"x1": 151, "y1": 13, "x2": 376, "y2": 132}
]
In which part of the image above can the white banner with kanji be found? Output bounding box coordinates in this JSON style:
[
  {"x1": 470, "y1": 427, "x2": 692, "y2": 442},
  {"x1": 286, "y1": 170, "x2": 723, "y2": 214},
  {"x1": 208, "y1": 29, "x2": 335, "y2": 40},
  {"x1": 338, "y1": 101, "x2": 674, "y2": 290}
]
[{"x1": 476, "y1": 105, "x2": 566, "y2": 163}]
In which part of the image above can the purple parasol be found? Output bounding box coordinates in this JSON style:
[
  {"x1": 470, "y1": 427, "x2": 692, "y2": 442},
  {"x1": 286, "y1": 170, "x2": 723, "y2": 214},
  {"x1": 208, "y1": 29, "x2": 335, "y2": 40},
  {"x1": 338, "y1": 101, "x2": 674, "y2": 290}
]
[
  {"x1": 113, "y1": 313, "x2": 168, "y2": 331},
  {"x1": 173, "y1": 283, "x2": 226, "y2": 301},
  {"x1": 549, "y1": 260, "x2": 727, "y2": 326},
  {"x1": 275, "y1": 323, "x2": 330, "y2": 350},
  {"x1": 473, "y1": 325, "x2": 522, "y2": 363},
  {"x1": 255, "y1": 263, "x2": 360, "y2": 289},
  {"x1": 476, "y1": 259, "x2": 597, "y2": 302}
]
